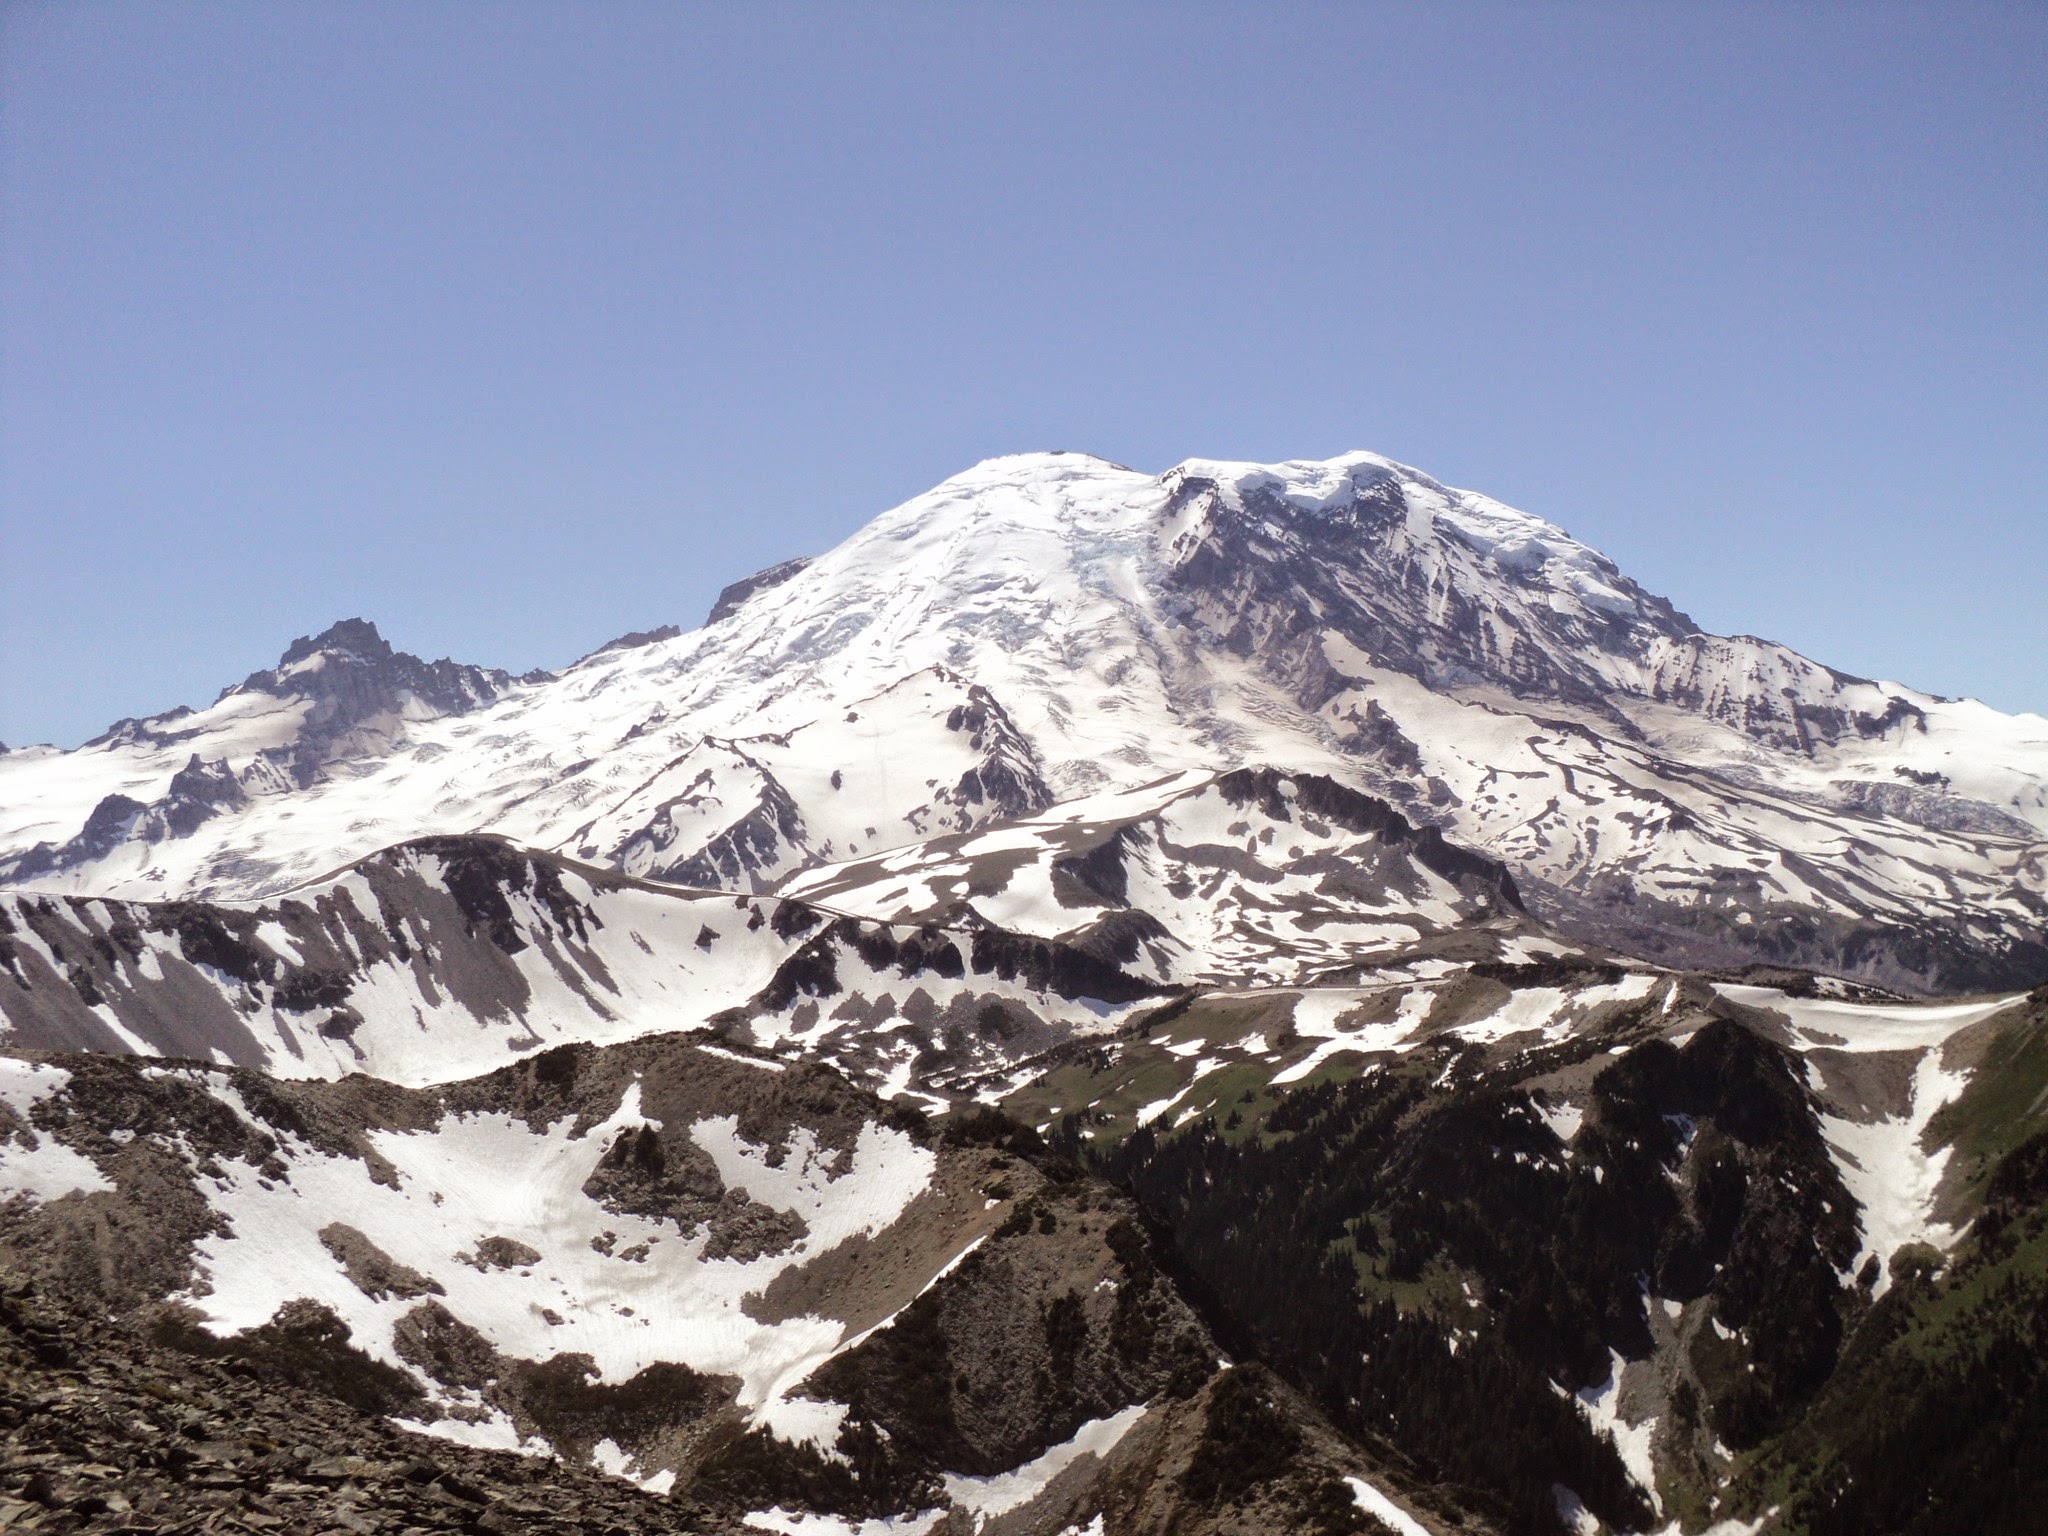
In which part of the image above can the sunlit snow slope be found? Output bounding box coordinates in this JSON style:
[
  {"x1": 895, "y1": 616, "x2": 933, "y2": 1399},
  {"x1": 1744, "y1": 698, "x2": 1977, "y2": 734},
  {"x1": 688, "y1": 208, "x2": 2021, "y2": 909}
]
[
  {"x1": 0, "y1": 837, "x2": 1158, "y2": 1092},
  {"x1": 4, "y1": 451, "x2": 2044, "y2": 991}
]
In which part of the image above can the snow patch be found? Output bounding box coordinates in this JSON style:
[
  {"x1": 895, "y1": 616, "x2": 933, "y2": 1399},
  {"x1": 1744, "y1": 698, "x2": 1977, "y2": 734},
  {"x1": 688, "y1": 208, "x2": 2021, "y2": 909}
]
[
  {"x1": 0, "y1": 1132, "x2": 112, "y2": 1204},
  {"x1": 0, "y1": 1059, "x2": 112, "y2": 1204},
  {"x1": 697, "y1": 1044, "x2": 788, "y2": 1072},
  {"x1": 1345, "y1": 1474, "x2": 1432, "y2": 1536},
  {"x1": 942, "y1": 1403, "x2": 1147, "y2": 1524},
  {"x1": 1576, "y1": 1349, "x2": 1660, "y2": 1516},
  {"x1": 173, "y1": 1075, "x2": 938, "y2": 1468},
  {"x1": 743, "y1": 1508, "x2": 945, "y2": 1536},
  {"x1": 1822, "y1": 1047, "x2": 1970, "y2": 1293},
  {"x1": 588, "y1": 1436, "x2": 678, "y2": 1493},
  {"x1": 1539, "y1": 1100, "x2": 1584, "y2": 1145}
]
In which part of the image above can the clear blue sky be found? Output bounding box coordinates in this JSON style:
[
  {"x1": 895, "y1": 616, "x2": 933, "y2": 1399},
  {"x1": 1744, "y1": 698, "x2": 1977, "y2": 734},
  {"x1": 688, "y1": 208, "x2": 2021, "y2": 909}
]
[{"x1": 3, "y1": 2, "x2": 2043, "y2": 747}]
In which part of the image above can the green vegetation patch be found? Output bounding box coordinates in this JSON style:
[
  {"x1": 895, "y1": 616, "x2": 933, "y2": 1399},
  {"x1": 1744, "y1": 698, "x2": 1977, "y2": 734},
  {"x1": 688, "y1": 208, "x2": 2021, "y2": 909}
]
[
  {"x1": 1926, "y1": 995, "x2": 2048, "y2": 1219},
  {"x1": 1734, "y1": 1155, "x2": 2048, "y2": 1535}
]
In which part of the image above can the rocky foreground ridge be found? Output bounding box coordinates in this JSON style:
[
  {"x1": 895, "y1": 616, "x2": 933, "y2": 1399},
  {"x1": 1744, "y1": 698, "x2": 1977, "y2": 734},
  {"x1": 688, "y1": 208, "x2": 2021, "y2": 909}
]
[{"x1": 7, "y1": 968, "x2": 2048, "y2": 1534}]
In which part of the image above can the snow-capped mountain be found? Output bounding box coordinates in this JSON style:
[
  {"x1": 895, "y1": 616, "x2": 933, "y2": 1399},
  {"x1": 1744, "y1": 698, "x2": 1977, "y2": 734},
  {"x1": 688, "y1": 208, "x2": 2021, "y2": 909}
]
[
  {"x1": 0, "y1": 617, "x2": 536, "y2": 888},
  {"x1": 4, "y1": 450, "x2": 2044, "y2": 991},
  {"x1": 8, "y1": 447, "x2": 2048, "y2": 1536}
]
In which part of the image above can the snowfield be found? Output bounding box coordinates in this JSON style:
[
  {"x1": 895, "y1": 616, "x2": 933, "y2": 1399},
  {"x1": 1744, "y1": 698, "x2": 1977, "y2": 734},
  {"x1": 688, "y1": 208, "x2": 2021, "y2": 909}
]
[
  {"x1": 156, "y1": 1068, "x2": 937, "y2": 1460},
  {"x1": 0, "y1": 1058, "x2": 113, "y2": 1203},
  {"x1": 1714, "y1": 983, "x2": 2029, "y2": 1291},
  {"x1": 1, "y1": 450, "x2": 2040, "y2": 1002}
]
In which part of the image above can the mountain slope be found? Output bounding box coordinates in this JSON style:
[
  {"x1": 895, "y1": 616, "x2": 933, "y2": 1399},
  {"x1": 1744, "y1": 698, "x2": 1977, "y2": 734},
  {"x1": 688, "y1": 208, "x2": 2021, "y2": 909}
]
[
  {"x1": 1023, "y1": 970, "x2": 2042, "y2": 1533},
  {"x1": 0, "y1": 619, "x2": 536, "y2": 890},
  {"x1": 0, "y1": 835, "x2": 1163, "y2": 1098},
  {"x1": 9, "y1": 972, "x2": 2043, "y2": 1535},
  {"x1": 3, "y1": 446, "x2": 2045, "y2": 1535},
  {"x1": 0, "y1": 1034, "x2": 1463, "y2": 1535},
  {"x1": 778, "y1": 765, "x2": 1535, "y2": 986},
  {"x1": 3, "y1": 452, "x2": 2043, "y2": 993}
]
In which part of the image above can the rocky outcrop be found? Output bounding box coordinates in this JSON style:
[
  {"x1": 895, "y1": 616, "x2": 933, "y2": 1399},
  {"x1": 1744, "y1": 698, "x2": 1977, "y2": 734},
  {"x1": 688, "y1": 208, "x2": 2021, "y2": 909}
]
[
  {"x1": 0, "y1": 1278, "x2": 723, "y2": 1535},
  {"x1": 0, "y1": 1035, "x2": 1442, "y2": 1535},
  {"x1": 227, "y1": 618, "x2": 537, "y2": 789},
  {"x1": 706, "y1": 557, "x2": 815, "y2": 626}
]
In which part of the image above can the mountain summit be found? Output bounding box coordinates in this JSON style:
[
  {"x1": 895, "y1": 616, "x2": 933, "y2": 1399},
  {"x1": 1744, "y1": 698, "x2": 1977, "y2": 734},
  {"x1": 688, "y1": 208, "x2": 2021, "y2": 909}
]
[{"x1": 0, "y1": 618, "x2": 531, "y2": 887}]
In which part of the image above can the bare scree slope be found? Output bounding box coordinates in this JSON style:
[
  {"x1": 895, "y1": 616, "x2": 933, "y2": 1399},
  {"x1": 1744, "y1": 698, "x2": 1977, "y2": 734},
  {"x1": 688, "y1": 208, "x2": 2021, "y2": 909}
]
[{"x1": 4, "y1": 451, "x2": 2047, "y2": 1536}]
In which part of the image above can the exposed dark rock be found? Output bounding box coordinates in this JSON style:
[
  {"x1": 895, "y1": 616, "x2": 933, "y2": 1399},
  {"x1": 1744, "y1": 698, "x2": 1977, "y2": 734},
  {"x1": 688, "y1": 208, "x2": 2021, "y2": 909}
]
[
  {"x1": 706, "y1": 557, "x2": 815, "y2": 626},
  {"x1": 159, "y1": 754, "x2": 247, "y2": 837},
  {"x1": 656, "y1": 770, "x2": 807, "y2": 889},
  {"x1": 247, "y1": 619, "x2": 529, "y2": 746},
  {"x1": 393, "y1": 1299, "x2": 498, "y2": 1391},
  {"x1": 321, "y1": 1223, "x2": 446, "y2": 1300},
  {"x1": 470, "y1": 1236, "x2": 544, "y2": 1270},
  {"x1": 968, "y1": 924, "x2": 1162, "y2": 1004},
  {"x1": 0, "y1": 795, "x2": 150, "y2": 885},
  {"x1": 582, "y1": 624, "x2": 683, "y2": 660},
  {"x1": 1214, "y1": 767, "x2": 1524, "y2": 913}
]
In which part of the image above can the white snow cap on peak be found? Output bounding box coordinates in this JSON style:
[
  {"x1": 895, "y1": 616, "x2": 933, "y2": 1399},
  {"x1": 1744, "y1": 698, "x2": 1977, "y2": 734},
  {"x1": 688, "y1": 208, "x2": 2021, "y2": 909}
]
[
  {"x1": 936, "y1": 448, "x2": 1592, "y2": 561},
  {"x1": 912, "y1": 450, "x2": 1636, "y2": 610},
  {"x1": 933, "y1": 450, "x2": 1142, "y2": 489},
  {"x1": 1169, "y1": 450, "x2": 1411, "y2": 512}
]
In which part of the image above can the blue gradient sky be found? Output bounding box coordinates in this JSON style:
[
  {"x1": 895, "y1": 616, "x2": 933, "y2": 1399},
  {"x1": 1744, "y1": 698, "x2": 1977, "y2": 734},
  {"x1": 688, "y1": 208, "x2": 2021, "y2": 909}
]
[{"x1": 3, "y1": 2, "x2": 2043, "y2": 746}]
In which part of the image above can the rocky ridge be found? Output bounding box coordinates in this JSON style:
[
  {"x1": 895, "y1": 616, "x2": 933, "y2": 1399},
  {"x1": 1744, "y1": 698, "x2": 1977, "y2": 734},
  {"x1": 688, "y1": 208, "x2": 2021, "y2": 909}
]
[
  {"x1": 0, "y1": 1033, "x2": 1465, "y2": 1536},
  {"x1": 0, "y1": 620, "x2": 536, "y2": 891}
]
